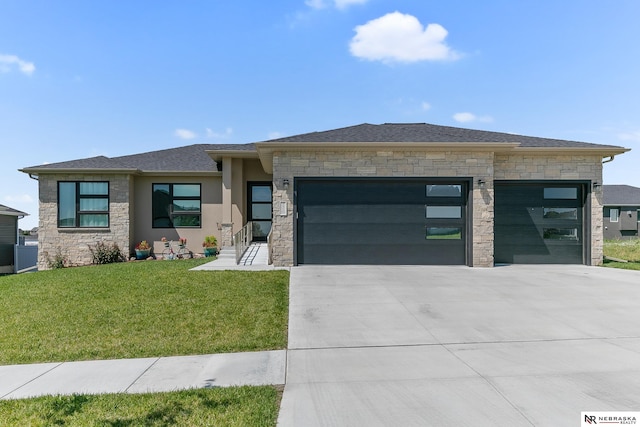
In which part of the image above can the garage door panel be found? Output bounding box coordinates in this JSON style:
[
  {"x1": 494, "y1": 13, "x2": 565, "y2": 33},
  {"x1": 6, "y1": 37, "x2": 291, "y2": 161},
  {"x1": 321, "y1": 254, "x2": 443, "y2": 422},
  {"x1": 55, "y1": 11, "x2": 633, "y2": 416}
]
[
  {"x1": 301, "y1": 204, "x2": 425, "y2": 224},
  {"x1": 494, "y1": 183, "x2": 584, "y2": 264},
  {"x1": 302, "y1": 222, "x2": 436, "y2": 245},
  {"x1": 296, "y1": 179, "x2": 468, "y2": 265},
  {"x1": 302, "y1": 243, "x2": 465, "y2": 265}
]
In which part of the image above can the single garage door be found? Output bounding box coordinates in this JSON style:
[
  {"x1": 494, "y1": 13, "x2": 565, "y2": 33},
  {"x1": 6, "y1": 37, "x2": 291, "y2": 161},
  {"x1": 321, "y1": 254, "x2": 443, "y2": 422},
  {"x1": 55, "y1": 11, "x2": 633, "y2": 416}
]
[
  {"x1": 494, "y1": 182, "x2": 586, "y2": 264},
  {"x1": 295, "y1": 179, "x2": 469, "y2": 265}
]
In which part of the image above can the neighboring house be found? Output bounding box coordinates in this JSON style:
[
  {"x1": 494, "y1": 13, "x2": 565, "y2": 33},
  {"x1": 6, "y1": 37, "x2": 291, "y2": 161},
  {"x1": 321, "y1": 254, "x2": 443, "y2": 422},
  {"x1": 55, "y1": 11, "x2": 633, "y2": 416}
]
[
  {"x1": 602, "y1": 185, "x2": 640, "y2": 239},
  {"x1": 0, "y1": 204, "x2": 28, "y2": 274},
  {"x1": 20, "y1": 122, "x2": 629, "y2": 270}
]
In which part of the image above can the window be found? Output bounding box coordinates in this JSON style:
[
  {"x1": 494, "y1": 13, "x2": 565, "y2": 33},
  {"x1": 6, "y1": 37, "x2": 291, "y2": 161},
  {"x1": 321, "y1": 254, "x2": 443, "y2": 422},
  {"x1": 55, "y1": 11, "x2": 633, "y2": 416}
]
[
  {"x1": 58, "y1": 181, "x2": 109, "y2": 228},
  {"x1": 610, "y1": 208, "x2": 619, "y2": 223},
  {"x1": 543, "y1": 207, "x2": 578, "y2": 220},
  {"x1": 426, "y1": 185, "x2": 462, "y2": 197},
  {"x1": 426, "y1": 227, "x2": 462, "y2": 240},
  {"x1": 426, "y1": 206, "x2": 462, "y2": 219},
  {"x1": 543, "y1": 187, "x2": 577, "y2": 199},
  {"x1": 543, "y1": 228, "x2": 579, "y2": 241},
  {"x1": 153, "y1": 184, "x2": 201, "y2": 228}
]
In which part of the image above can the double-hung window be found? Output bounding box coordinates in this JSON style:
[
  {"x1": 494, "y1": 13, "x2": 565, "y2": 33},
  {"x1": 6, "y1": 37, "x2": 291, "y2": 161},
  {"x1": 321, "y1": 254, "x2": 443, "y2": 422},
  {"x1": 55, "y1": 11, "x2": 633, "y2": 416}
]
[
  {"x1": 152, "y1": 183, "x2": 201, "y2": 228},
  {"x1": 58, "y1": 181, "x2": 109, "y2": 228}
]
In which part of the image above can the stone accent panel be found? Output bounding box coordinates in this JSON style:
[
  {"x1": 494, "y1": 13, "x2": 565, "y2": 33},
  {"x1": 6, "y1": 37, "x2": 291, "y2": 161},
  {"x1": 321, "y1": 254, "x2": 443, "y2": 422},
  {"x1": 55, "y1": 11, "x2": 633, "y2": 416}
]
[
  {"x1": 271, "y1": 150, "x2": 495, "y2": 267},
  {"x1": 37, "y1": 174, "x2": 133, "y2": 270}
]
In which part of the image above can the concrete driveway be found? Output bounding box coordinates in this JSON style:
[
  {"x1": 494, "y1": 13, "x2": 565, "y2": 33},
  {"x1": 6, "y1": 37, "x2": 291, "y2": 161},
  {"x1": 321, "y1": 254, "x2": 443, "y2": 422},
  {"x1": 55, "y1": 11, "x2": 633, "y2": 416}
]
[{"x1": 277, "y1": 265, "x2": 640, "y2": 426}]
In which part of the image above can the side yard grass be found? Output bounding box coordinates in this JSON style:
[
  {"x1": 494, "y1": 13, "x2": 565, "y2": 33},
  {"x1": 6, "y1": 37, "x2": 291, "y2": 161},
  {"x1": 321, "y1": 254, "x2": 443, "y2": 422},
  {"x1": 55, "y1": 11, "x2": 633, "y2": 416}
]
[
  {"x1": 603, "y1": 239, "x2": 640, "y2": 270},
  {"x1": 0, "y1": 386, "x2": 281, "y2": 427},
  {"x1": 0, "y1": 259, "x2": 289, "y2": 365}
]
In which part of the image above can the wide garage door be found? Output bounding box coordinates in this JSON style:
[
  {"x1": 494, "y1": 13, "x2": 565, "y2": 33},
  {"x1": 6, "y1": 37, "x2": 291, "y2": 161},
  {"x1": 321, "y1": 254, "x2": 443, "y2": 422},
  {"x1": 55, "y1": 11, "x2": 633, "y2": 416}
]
[
  {"x1": 295, "y1": 179, "x2": 469, "y2": 265},
  {"x1": 494, "y1": 182, "x2": 586, "y2": 264}
]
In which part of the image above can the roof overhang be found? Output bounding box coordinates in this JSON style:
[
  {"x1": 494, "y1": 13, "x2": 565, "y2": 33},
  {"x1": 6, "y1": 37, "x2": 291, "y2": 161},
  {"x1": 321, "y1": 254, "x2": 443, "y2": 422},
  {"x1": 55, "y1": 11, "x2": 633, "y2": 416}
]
[
  {"x1": 205, "y1": 150, "x2": 260, "y2": 162},
  {"x1": 19, "y1": 168, "x2": 222, "y2": 177}
]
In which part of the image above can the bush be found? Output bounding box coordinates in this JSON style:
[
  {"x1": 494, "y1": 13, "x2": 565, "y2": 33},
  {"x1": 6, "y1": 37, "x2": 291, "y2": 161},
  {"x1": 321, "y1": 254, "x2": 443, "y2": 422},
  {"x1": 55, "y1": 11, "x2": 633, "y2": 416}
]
[
  {"x1": 89, "y1": 242, "x2": 126, "y2": 265},
  {"x1": 45, "y1": 249, "x2": 67, "y2": 269}
]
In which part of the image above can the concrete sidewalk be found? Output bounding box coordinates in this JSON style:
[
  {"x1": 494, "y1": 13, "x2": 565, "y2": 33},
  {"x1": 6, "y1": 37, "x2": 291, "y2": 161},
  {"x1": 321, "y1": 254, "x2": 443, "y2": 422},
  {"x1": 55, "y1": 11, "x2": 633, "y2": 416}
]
[
  {"x1": 0, "y1": 350, "x2": 285, "y2": 400},
  {"x1": 191, "y1": 244, "x2": 289, "y2": 271}
]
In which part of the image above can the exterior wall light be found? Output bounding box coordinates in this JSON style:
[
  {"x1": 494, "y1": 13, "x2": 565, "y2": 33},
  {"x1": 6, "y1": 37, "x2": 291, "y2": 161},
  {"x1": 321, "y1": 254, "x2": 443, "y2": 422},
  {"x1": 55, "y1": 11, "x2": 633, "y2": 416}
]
[
  {"x1": 592, "y1": 181, "x2": 601, "y2": 192},
  {"x1": 283, "y1": 178, "x2": 290, "y2": 189},
  {"x1": 477, "y1": 179, "x2": 486, "y2": 189}
]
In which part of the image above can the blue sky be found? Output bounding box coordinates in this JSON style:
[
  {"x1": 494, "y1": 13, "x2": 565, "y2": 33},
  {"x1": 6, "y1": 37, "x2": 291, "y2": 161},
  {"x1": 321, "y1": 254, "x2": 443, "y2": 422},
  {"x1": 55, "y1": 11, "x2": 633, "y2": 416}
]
[{"x1": 2, "y1": 0, "x2": 639, "y2": 229}]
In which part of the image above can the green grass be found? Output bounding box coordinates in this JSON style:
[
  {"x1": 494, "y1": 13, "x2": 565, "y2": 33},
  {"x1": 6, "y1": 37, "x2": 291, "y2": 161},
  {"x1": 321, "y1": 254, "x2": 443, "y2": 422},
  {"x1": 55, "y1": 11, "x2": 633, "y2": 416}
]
[
  {"x1": 0, "y1": 386, "x2": 281, "y2": 427},
  {"x1": 603, "y1": 239, "x2": 640, "y2": 270},
  {"x1": 0, "y1": 259, "x2": 289, "y2": 365}
]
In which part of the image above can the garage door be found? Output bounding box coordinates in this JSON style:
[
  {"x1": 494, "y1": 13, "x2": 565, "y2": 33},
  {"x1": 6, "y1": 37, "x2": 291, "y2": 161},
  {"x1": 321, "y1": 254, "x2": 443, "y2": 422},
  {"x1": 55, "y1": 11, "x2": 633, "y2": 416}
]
[
  {"x1": 295, "y1": 179, "x2": 469, "y2": 265},
  {"x1": 494, "y1": 182, "x2": 586, "y2": 264}
]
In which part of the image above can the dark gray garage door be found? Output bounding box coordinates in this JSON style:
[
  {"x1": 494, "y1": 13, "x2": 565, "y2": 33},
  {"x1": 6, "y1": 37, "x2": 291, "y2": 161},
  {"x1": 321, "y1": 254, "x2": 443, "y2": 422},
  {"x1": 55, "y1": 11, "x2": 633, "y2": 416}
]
[
  {"x1": 494, "y1": 182, "x2": 586, "y2": 264},
  {"x1": 295, "y1": 179, "x2": 468, "y2": 265}
]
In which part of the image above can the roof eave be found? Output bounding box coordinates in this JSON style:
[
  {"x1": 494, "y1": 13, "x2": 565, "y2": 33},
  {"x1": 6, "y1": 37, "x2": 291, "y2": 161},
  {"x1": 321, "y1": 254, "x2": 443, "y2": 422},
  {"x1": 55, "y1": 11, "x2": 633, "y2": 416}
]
[
  {"x1": 19, "y1": 167, "x2": 141, "y2": 176},
  {"x1": 511, "y1": 146, "x2": 631, "y2": 156}
]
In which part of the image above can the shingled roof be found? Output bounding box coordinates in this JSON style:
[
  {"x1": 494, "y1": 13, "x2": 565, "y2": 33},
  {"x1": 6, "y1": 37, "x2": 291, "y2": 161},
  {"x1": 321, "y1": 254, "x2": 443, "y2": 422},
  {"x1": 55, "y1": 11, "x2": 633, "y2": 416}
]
[
  {"x1": 21, "y1": 143, "x2": 256, "y2": 173},
  {"x1": 603, "y1": 185, "x2": 640, "y2": 206},
  {"x1": 261, "y1": 123, "x2": 624, "y2": 149},
  {"x1": 0, "y1": 204, "x2": 28, "y2": 217}
]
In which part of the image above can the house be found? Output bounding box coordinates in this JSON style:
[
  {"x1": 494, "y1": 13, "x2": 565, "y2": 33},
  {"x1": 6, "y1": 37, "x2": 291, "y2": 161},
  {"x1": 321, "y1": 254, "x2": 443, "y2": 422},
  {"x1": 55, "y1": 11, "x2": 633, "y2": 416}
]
[
  {"x1": 0, "y1": 204, "x2": 29, "y2": 274},
  {"x1": 602, "y1": 185, "x2": 640, "y2": 239},
  {"x1": 20, "y1": 122, "x2": 629, "y2": 270}
]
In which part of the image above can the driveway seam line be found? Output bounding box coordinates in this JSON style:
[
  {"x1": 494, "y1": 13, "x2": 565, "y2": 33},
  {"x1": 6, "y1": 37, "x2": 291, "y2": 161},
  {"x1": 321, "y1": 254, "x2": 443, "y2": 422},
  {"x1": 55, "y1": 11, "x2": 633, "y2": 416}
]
[
  {"x1": 442, "y1": 344, "x2": 537, "y2": 427},
  {"x1": 1, "y1": 362, "x2": 63, "y2": 400},
  {"x1": 124, "y1": 357, "x2": 161, "y2": 393}
]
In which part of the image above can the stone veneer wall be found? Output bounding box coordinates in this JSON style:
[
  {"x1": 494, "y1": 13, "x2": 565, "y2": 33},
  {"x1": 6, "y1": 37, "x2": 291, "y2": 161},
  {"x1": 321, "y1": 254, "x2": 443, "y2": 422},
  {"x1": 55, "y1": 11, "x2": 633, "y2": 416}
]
[
  {"x1": 494, "y1": 154, "x2": 604, "y2": 265},
  {"x1": 271, "y1": 150, "x2": 495, "y2": 267},
  {"x1": 38, "y1": 174, "x2": 132, "y2": 270}
]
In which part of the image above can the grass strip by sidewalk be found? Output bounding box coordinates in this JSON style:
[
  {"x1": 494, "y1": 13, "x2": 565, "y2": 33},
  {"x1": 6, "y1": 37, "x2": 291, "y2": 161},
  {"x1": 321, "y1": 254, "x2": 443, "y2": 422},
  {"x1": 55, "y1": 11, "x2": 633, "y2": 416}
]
[
  {"x1": 0, "y1": 259, "x2": 289, "y2": 365},
  {"x1": 0, "y1": 386, "x2": 280, "y2": 427}
]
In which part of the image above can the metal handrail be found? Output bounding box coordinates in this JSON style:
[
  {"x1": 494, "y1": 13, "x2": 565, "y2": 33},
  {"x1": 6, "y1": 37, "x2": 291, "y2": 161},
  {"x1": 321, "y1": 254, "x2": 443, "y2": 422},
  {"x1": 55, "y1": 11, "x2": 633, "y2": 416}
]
[
  {"x1": 266, "y1": 227, "x2": 273, "y2": 265},
  {"x1": 233, "y1": 221, "x2": 253, "y2": 264}
]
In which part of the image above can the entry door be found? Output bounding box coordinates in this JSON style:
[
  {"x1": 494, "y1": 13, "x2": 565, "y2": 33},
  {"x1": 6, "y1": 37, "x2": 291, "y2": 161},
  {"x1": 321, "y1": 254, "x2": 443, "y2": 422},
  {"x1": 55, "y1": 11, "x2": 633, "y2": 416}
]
[
  {"x1": 295, "y1": 179, "x2": 468, "y2": 265},
  {"x1": 247, "y1": 182, "x2": 272, "y2": 242}
]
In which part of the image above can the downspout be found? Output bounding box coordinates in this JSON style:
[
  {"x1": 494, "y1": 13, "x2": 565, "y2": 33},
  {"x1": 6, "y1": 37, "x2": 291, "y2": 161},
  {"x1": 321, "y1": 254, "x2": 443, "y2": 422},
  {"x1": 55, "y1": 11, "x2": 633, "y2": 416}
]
[
  {"x1": 28, "y1": 173, "x2": 39, "y2": 180},
  {"x1": 602, "y1": 156, "x2": 615, "y2": 164}
]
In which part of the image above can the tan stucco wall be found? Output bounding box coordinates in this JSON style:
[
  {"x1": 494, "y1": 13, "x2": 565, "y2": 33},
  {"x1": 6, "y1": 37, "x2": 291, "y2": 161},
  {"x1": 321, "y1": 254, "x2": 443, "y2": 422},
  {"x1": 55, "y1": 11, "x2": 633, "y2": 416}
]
[
  {"x1": 132, "y1": 175, "x2": 222, "y2": 256},
  {"x1": 37, "y1": 173, "x2": 133, "y2": 269}
]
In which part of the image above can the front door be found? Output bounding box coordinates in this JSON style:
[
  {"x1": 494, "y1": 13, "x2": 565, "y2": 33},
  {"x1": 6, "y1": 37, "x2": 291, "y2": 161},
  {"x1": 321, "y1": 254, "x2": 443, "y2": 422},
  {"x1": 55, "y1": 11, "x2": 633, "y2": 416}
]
[{"x1": 248, "y1": 182, "x2": 272, "y2": 242}]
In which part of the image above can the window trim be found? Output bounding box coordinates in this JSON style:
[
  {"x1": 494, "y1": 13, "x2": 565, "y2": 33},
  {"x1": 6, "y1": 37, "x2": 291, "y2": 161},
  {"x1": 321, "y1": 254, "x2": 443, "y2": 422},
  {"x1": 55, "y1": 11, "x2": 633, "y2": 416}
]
[
  {"x1": 152, "y1": 183, "x2": 202, "y2": 228},
  {"x1": 610, "y1": 208, "x2": 619, "y2": 223},
  {"x1": 58, "y1": 181, "x2": 110, "y2": 228}
]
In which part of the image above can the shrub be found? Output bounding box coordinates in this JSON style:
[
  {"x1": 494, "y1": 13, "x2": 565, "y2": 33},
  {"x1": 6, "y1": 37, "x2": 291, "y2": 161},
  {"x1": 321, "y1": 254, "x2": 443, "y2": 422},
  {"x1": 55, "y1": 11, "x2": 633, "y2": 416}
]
[
  {"x1": 89, "y1": 242, "x2": 126, "y2": 265},
  {"x1": 45, "y1": 249, "x2": 67, "y2": 269}
]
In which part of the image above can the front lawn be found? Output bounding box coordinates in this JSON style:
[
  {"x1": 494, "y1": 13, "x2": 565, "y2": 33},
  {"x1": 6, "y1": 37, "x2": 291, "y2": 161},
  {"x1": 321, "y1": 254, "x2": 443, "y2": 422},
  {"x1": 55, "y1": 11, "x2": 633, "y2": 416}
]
[
  {"x1": 603, "y1": 239, "x2": 640, "y2": 271},
  {"x1": 0, "y1": 386, "x2": 280, "y2": 427},
  {"x1": 0, "y1": 259, "x2": 289, "y2": 365}
]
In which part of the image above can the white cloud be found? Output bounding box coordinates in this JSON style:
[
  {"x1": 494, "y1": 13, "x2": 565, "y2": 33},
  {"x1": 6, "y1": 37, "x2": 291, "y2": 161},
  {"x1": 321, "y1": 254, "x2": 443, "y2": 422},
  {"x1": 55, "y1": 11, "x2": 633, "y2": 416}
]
[
  {"x1": 453, "y1": 112, "x2": 493, "y2": 123},
  {"x1": 4, "y1": 194, "x2": 34, "y2": 203},
  {"x1": 349, "y1": 12, "x2": 460, "y2": 64},
  {"x1": 206, "y1": 127, "x2": 233, "y2": 139},
  {"x1": 617, "y1": 131, "x2": 640, "y2": 143},
  {"x1": 335, "y1": 0, "x2": 368, "y2": 9},
  {"x1": 0, "y1": 54, "x2": 35, "y2": 75},
  {"x1": 174, "y1": 128, "x2": 197, "y2": 140},
  {"x1": 421, "y1": 102, "x2": 432, "y2": 111},
  {"x1": 306, "y1": 0, "x2": 367, "y2": 9},
  {"x1": 305, "y1": 0, "x2": 327, "y2": 9}
]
